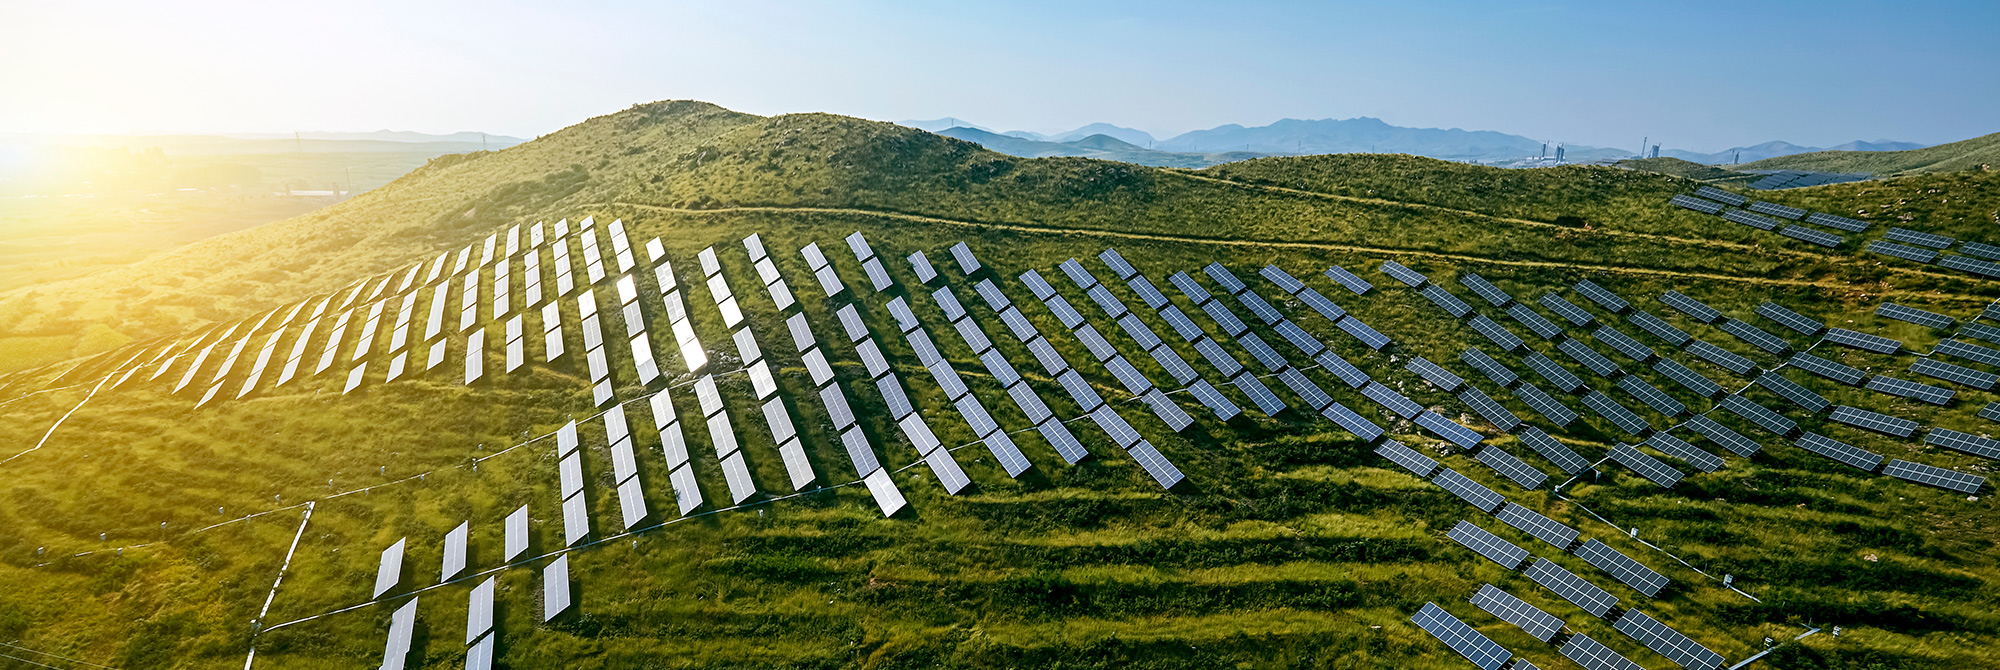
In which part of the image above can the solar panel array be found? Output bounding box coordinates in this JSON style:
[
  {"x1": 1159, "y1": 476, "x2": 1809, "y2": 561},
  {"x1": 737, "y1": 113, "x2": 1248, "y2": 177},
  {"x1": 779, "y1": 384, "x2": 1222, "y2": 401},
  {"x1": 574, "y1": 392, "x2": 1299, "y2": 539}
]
[
  {"x1": 1669, "y1": 194, "x2": 1724, "y2": 214},
  {"x1": 1422, "y1": 285, "x2": 1473, "y2": 318},
  {"x1": 1575, "y1": 538, "x2": 1670, "y2": 597},
  {"x1": 1694, "y1": 186, "x2": 1748, "y2": 206},
  {"x1": 1870, "y1": 240, "x2": 1941, "y2": 263},
  {"x1": 1560, "y1": 633, "x2": 1645, "y2": 670},
  {"x1": 1380, "y1": 260, "x2": 1429, "y2": 287},
  {"x1": 1937, "y1": 339, "x2": 2000, "y2": 367},
  {"x1": 1448, "y1": 520, "x2": 1529, "y2": 569},
  {"x1": 1611, "y1": 443, "x2": 1684, "y2": 488},
  {"x1": 1939, "y1": 254, "x2": 2000, "y2": 278},
  {"x1": 1828, "y1": 405, "x2": 1919, "y2": 437},
  {"x1": 1434, "y1": 468, "x2": 1507, "y2": 513},
  {"x1": 1789, "y1": 352, "x2": 1867, "y2": 385},
  {"x1": 1323, "y1": 265, "x2": 1373, "y2": 294},
  {"x1": 1646, "y1": 432, "x2": 1723, "y2": 472},
  {"x1": 1885, "y1": 227, "x2": 1955, "y2": 249},
  {"x1": 1541, "y1": 293, "x2": 1596, "y2": 327},
  {"x1": 1594, "y1": 326, "x2": 1655, "y2": 362},
  {"x1": 1652, "y1": 357, "x2": 1722, "y2": 398},
  {"x1": 1796, "y1": 432, "x2": 1886, "y2": 472},
  {"x1": 1825, "y1": 327, "x2": 1904, "y2": 354},
  {"x1": 1913, "y1": 358, "x2": 1999, "y2": 390},
  {"x1": 1660, "y1": 291, "x2": 1722, "y2": 323},
  {"x1": 1867, "y1": 375, "x2": 1955, "y2": 405},
  {"x1": 1723, "y1": 209, "x2": 1779, "y2": 231},
  {"x1": 1883, "y1": 459, "x2": 1986, "y2": 494},
  {"x1": 1757, "y1": 371, "x2": 1831, "y2": 413},
  {"x1": 1926, "y1": 428, "x2": 2000, "y2": 459},
  {"x1": 1878, "y1": 303, "x2": 1955, "y2": 329},
  {"x1": 1525, "y1": 557, "x2": 1619, "y2": 618},
  {"x1": 1498, "y1": 502, "x2": 1579, "y2": 550},
  {"x1": 1459, "y1": 386, "x2": 1522, "y2": 432},
  {"x1": 1618, "y1": 375, "x2": 1686, "y2": 417},
  {"x1": 1720, "y1": 318, "x2": 1791, "y2": 355},
  {"x1": 1584, "y1": 392, "x2": 1650, "y2": 437},
  {"x1": 1470, "y1": 583, "x2": 1565, "y2": 642},
  {"x1": 1748, "y1": 200, "x2": 1806, "y2": 220},
  {"x1": 1613, "y1": 609, "x2": 1725, "y2": 670},
  {"x1": 1410, "y1": 602, "x2": 1513, "y2": 670},
  {"x1": 1520, "y1": 427, "x2": 1590, "y2": 474},
  {"x1": 1685, "y1": 340, "x2": 1756, "y2": 375},
  {"x1": 1756, "y1": 302, "x2": 1826, "y2": 336},
  {"x1": 1377, "y1": 439, "x2": 1440, "y2": 478},
  {"x1": 1805, "y1": 212, "x2": 1870, "y2": 232},
  {"x1": 1461, "y1": 348, "x2": 1520, "y2": 387}
]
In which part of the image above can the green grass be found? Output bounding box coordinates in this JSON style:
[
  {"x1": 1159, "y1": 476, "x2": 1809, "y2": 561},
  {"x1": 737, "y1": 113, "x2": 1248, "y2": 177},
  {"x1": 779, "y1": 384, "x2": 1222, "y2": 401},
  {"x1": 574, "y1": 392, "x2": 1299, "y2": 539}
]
[{"x1": 1, "y1": 101, "x2": 1999, "y2": 669}]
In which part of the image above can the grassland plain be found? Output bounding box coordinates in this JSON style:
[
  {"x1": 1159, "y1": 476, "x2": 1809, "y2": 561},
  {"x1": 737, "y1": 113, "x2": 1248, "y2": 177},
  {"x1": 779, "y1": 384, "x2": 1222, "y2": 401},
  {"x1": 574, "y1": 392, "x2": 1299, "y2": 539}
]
[{"x1": 0, "y1": 101, "x2": 1997, "y2": 669}]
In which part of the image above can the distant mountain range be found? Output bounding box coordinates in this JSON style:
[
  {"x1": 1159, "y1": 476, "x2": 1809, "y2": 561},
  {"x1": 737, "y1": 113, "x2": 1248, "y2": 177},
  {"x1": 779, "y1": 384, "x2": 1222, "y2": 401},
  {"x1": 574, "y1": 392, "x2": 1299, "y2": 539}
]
[
  {"x1": 932, "y1": 127, "x2": 1260, "y2": 169},
  {"x1": 899, "y1": 117, "x2": 1928, "y2": 166}
]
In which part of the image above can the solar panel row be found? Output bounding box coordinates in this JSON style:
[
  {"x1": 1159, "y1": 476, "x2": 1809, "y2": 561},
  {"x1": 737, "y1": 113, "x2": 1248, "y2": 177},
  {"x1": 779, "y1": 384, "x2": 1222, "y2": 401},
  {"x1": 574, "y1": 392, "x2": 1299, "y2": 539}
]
[
  {"x1": 1617, "y1": 375, "x2": 1686, "y2": 417},
  {"x1": 1515, "y1": 382, "x2": 1579, "y2": 427},
  {"x1": 1611, "y1": 443, "x2": 1683, "y2": 488},
  {"x1": 1885, "y1": 227, "x2": 1955, "y2": 249},
  {"x1": 1748, "y1": 200, "x2": 1807, "y2": 220},
  {"x1": 1660, "y1": 291, "x2": 1723, "y2": 323},
  {"x1": 1646, "y1": 431, "x2": 1723, "y2": 472},
  {"x1": 1461, "y1": 347, "x2": 1520, "y2": 387},
  {"x1": 1477, "y1": 446, "x2": 1547, "y2": 489},
  {"x1": 1756, "y1": 302, "x2": 1826, "y2": 336},
  {"x1": 1797, "y1": 432, "x2": 1886, "y2": 471},
  {"x1": 1324, "y1": 265, "x2": 1374, "y2": 295},
  {"x1": 1685, "y1": 415, "x2": 1762, "y2": 457},
  {"x1": 1721, "y1": 394, "x2": 1798, "y2": 436},
  {"x1": 1574, "y1": 538, "x2": 1670, "y2": 597},
  {"x1": 1613, "y1": 609, "x2": 1726, "y2": 670},
  {"x1": 1695, "y1": 186, "x2": 1748, "y2": 207},
  {"x1": 1789, "y1": 352, "x2": 1867, "y2": 385},
  {"x1": 1927, "y1": 427, "x2": 2000, "y2": 459},
  {"x1": 1912, "y1": 358, "x2": 1999, "y2": 389},
  {"x1": 1805, "y1": 211, "x2": 1871, "y2": 232},
  {"x1": 1627, "y1": 311, "x2": 1691, "y2": 346},
  {"x1": 1670, "y1": 194, "x2": 1725, "y2": 214},
  {"x1": 1379, "y1": 260, "x2": 1429, "y2": 288},
  {"x1": 1508, "y1": 303, "x2": 1563, "y2": 340},
  {"x1": 1939, "y1": 254, "x2": 2000, "y2": 278},
  {"x1": 1410, "y1": 602, "x2": 1513, "y2": 670},
  {"x1": 1525, "y1": 557, "x2": 1619, "y2": 618},
  {"x1": 1869, "y1": 240, "x2": 1941, "y2": 263},
  {"x1": 1757, "y1": 371, "x2": 1831, "y2": 413},
  {"x1": 1779, "y1": 225, "x2": 1844, "y2": 247},
  {"x1": 1519, "y1": 427, "x2": 1590, "y2": 474},
  {"x1": 1866, "y1": 374, "x2": 1955, "y2": 405},
  {"x1": 1470, "y1": 583, "x2": 1565, "y2": 642},
  {"x1": 1459, "y1": 386, "x2": 1522, "y2": 432},
  {"x1": 1448, "y1": 520, "x2": 1529, "y2": 569},
  {"x1": 1723, "y1": 209, "x2": 1780, "y2": 231},
  {"x1": 1828, "y1": 405, "x2": 1919, "y2": 437},
  {"x1": 1686, "y1": 339, "x2": 1757, "y2": 375},
  {"x1": 1876, "y1": 302, "x2": 1955, "y2": 329},
  {"x1": 1594, "y1": 326, "x2": 1655, "y2": 362}
]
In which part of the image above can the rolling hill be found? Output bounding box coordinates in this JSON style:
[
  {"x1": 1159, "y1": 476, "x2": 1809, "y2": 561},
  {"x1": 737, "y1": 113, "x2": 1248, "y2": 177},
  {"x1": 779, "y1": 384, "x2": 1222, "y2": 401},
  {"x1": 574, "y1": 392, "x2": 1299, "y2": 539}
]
[
  {"x1": 1742, "y1": 131, "x2": 2000, "y2": 176},
  {"x1": 934, "y1": 126, "x2": 1262, "y2": 168},
  {"x1": 2, "y1": 100, "x2": 1999, "y2": 670}
]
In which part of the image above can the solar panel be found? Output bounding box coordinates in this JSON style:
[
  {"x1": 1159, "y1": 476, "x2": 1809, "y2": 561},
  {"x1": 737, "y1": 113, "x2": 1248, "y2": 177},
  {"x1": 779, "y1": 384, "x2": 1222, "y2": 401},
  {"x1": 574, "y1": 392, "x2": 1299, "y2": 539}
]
[
  {"x1": 1323, "y1": 265, "x2": 1374, "y2": 295},
  {"x1": 1877, "y1": 302, "x2": 1955, "y2": 329},
  {"x1": 1188, "y1": 379, "x2": 1242, "y2": 420},
  {"x1": 1717, "y1": 394, "x2": 1794, "y2": 436},
  {"x1": 1524, "y1": 353, "x2": 1585, "y2": 393},
  {"x1": 1525, "y1": 558, "x2": 1619, "y2": 618},
  {"x1": 1616, "y1": 375, "x2": 1685, "y2": 417},
  {"x1": 1535, "y1": 296, "x2": 1596, "y2": 330},
  {"x1": 1613, "y1": 609, "x2": 1725, "y2": 670},
  {"x1": 1069, "y1": 324, "x2": 1115, "y2": 363},
  {"x1": 373, "y1": 538, "x2": 405, "y2": 598},
  {"x1": 1027, "y1": 336, "x2": 1068, "y2": 376},
  {"x1": 1199, "y1": 299, "x2": 1249, "y2": 337},
  {"x1": 1417, "y1": 411, "x2": 1484, "y2": 449},
  {"x1": 925, "y1": 288, "x2": 967, "y2": 323},
  {"x1": 1937, "y1": 339, "x2": 2000, "y2": 367},
  {"x1": 1085, "y1": 248, "x2": 1136, "y2": 280},
  {"x1": 562, "y1": 492, "x2": 590, "y2": 545},
  {"x1": 1695, "y1": 186, "x2": 1748, "y2": 206},
  {"x1": 1410, "y1": 602, "x2": 1512, "y2": 670},
  {"x1": 1038, "y1": 418, "x2": 1091, "y2": 465},
  {"x1": 1408, "y1": 356, "x2": 1464, "y2": 391},
  {"x1": 1471, "y1": 583, "x2": 1565, "y2": 643},
  {"x1": 504, "y1": 505, "x2": 529, "y2": 561},
  {"x1": 1420, "y1": 285, "x2": 1473, "y2": 318},
  {"x1": 1805, "y1": 212, "x2": 1870, "y2": 232},
  {"x1": 1670, "y1": 193, "x2": 1725, "y2": 214},
  {"x1": 1716, "y1": 319, "x2": 1790, "y2": 356},
  {"x1": 1684, "y1": 340, "x2": 1755, "y2": 375},
  {"x1": 1574, "y1": 280, "x2": 1630, "y2": 313},
  {"x1": 1270, "y1": 367, "x2": 1327, "y2": 410},
  {"x1": 1885, "y1": 227, "x2": 1954, "y2": 249},
  {"x1": 1379, "y1": 260, "x2": 1429, "y2": 288},
  {"x1": 1497, "y1": 502, "x2": 1578, "y2": 551},
  {"x1": 1375, "y1": 439, "x2": 1438, "y2": 477},
  {"x1": 1824, "y1": 327, "x2": 1903, "y2": 354},
  {"x1": 1940, "y1": 254, "x2": 2000, "y2": 278},
  {"x1": 1087, "y1": 285, "x2": 1131, "y2": 319},
  {"x1": 963, "y1": 280, "x2": 1009, "y2": 314},
  {"x1": 383, "y1": 597, "x2": 419, "y2": 670},
  {"x1": 1723, "y1": 209, "x2": 1780, "y2": 230},
  {"x1": 1239, "y1": 332, "x2": 1288, "y2": 373},
  {"x1": 876, "y1": 373, "x2": 915, "y2": 418},
  {"x1": 1559, "y1": 339, "x2": 1622, "y2": 378},
  {"x1": 1519, "y1": 426, "x2": 1589, "y2": 474},
  {"x1": 949, "y1": 242, "x2": 982, "y2": 275},
  {"x1": 1647, "y1": 431, "x2": 1723, "y2": 472},
  {"x1": 843, "y1": 338, "x2": 884, "y2": 378},
  {"x1": 1779, "y1": 224, "x2": 1845, "y2": 247},
  {"x1": 1796, "y1": 432, "x2": 1885, "y2": 471},
  {"x1": 1119, "y1": 439, "x2": 1184, "y2": 488},
  {"x1": 1302, "y1": 400, "x2": 1375, "y2": 440},
  {"x1": 1289, "y1": 288, "x2": 1346, "y2": 325},
  {"x1": 999, "y1": 307, "x2": 1038, "y2": 342},
  {"x1": 1447, "y1": 520, "x2": 1529, "y2": 569},
  {"x1": 1825, "y1": 405, "x2": 1916, "y2": 438},
  {"x1": 1884, "y1": 459, "x2": 1986, "y2": 494},
  {"x1": 1259, "y1": 264, "x2": 1306, "y2": 293},
  {"x1": 1750, "y1": 303, "x2": 1824, "y2": 338},
  {"x1": 1151, "y1": 306, "x2": 1199, "y2": 344},
  {"x1": 1313, "y1": 350, "x2": 1371, "y2": 389},
  {"x1": 1059, "y1": 369, "x2": 1106, "y2": 410},
  {"x1": 1962, "y1": 242, "x2": 2000, "y2": 260},
  {"x1": 1103, "y1": 355, "x2": 1151, "y2": 395},
  {"x1": 1046, "y1": 295, "x2": 1086, "y2": 329},
  {"x1": 1986, "y1": 402, "x2": 2000, "y2": 422},
  {"x1": 1610, "y1": 442, "x2": 1683, "y2": 487},
  {"x1": 1203, "y1": 262, "x2": 1247, "y2": 294},
  {"x1": 1926, "y1": 427, "x2": 2000, "y2": 460},
  {"x1": 1657, "y1": 292, "x2": 1720, "y2": 324},
  {"x1": 1584, "y1": 327, "x2": 1653, "y2": 365},
  {"x1": 1786, "y1": 352, "x2": 1865, "y2": 387},
  {"x1": 1575, "y1": 538, "x2": 1670, "y2": 597},
  {"x1": 1455, "y1": 275, "x2": 1511, "y2": 308},
  {"x1": 1235, "y1": 290, "x2": 1283, "y2": 325},
  {"x1": 1866, "y1": 374, "x2": 1955, "y2": 405},
  {"x1": 1469, "y1": 315, "x2": 1525, "y2": 352},
  {"x1": 928, "y1": 359, "x2": 970, "y2": 399},
  {"x1": 1913, "y1": 358, "x2": 1998, "y2": 390},
  {"x1": 1127, "y1": 275, "x2": 1170, "y2": 310},
  {"x1": 1268, "y1": 320, "x2": 1323, "y2": 358},
  {"x1": 1458, "y1": 386, "x2": 1522, "y2": 431},
  {"x1": 1748, "y1": 200, "x2": 1806, "y2": 220},
  {"x1": 1434, "y1": 468, "x2": 1506, "y2": 513},
  {"x1": 1478, "y1": 446, "x2": 1547, "y2": 489},
  {"x1": 1110, "y1": 315, "x2": 1162, "y2": 353},
  {"x1": 1869, "y1": 240, "x2": 1941, "y2": 263},
  {"x1": 1460, "y1": 348, "x2": 1519, "y2": 388},
  {"x1": 908, "y1": 251, "x2": 937, "y2": 284},
  {"x1": 1508, "y1": 303, "x2": 1563, "y2": 340},
  {"x1": 1584, "y1": 392, "x2": 1651, "y2": 436},
  {"x1": 1087, "y1": 405, "x2": 1141, "y2": 448},
  {"x1": 1167, "y1": 271, "x2": 1211, "y2": 305},
  {"x1": 1361, "y1": 381, "x2": 1422, "y2": 418},
  {"x1": 1234, "y1": 372, "x2": 1288, "y2": 416},
  {"x1": 1336, "y1": 316, "x2": 1393, "y2": 350},
  {"x1": 1756, "y1": 371, "x2": 1831, "y2": 413},
  {"x1": 1561, "y1": 633, "x2": 1644, "y2": 670}
]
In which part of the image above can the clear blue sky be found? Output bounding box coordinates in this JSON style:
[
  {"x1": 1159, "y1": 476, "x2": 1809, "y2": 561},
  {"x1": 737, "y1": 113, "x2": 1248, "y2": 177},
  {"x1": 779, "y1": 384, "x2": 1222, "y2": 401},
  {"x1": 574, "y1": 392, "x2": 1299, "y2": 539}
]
[{"x1": 2, "y1": 0, "x2": 1994, "y2": 152}]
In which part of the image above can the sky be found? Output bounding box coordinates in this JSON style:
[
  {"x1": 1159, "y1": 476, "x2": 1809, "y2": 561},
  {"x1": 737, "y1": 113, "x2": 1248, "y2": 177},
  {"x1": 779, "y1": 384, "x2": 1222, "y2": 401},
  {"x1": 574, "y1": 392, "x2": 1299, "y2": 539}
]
[{"x1": 2, "y1": 0, "x2": 1995, "y2": 152}]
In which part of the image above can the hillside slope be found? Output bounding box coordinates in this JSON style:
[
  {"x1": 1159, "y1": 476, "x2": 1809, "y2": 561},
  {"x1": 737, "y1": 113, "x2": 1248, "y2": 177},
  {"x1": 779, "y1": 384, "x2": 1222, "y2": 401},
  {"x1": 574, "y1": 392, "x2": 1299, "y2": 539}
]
[
  {"x1": 1743, "y1": 131, "x2": 2000, "y2": 176},
  {"x1": 2, "y1": 101, "x2": 1999, "y2": 670}
]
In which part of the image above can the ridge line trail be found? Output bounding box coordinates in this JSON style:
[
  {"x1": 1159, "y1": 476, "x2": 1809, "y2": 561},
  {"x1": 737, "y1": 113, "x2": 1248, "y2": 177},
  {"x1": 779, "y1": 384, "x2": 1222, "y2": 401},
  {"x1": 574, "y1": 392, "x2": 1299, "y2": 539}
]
[{"x1": 603, "y1": 202, "x2": 1991, "y2": 301}]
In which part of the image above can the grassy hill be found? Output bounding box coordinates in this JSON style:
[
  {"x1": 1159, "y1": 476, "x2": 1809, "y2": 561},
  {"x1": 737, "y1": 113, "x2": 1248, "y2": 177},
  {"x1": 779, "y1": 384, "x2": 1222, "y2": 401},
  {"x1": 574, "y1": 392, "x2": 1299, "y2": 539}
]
[
  {"x1": 1743, "y1": 131, "x2": 2000, "y2": 177},
  {"x1": 2, "y1": 101, "x2": 1999, "y2": 670}
]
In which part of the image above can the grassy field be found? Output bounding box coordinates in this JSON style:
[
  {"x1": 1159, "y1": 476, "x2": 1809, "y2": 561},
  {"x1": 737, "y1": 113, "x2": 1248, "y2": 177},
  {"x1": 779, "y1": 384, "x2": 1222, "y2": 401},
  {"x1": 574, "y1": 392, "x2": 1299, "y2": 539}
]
[
  {"x1": 1, "y1": 101, "x2": 1997, "y2": 669},
  {"x1": 1742, "y1": 131, "x2": 2000, "y2": 177}
]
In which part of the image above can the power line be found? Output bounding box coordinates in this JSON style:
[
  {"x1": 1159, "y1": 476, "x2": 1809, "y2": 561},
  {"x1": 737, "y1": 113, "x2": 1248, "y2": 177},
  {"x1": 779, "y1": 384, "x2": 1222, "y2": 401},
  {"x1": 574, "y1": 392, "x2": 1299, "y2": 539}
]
[{"x1": 0, "y1": 641, "x2": 125, "y2": 670}]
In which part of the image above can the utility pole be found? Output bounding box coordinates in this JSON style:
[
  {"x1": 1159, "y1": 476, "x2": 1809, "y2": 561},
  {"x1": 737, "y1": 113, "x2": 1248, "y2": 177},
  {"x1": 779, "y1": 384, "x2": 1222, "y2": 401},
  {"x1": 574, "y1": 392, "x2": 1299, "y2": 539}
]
[{"x1": 295, "y1": 131, "x2": 302, "y2": 153}]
